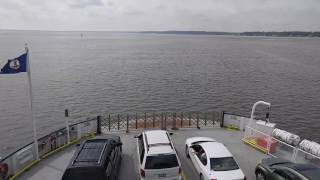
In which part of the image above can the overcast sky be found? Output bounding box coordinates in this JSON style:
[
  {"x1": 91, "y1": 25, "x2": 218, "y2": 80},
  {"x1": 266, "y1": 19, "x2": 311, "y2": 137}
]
[{"x1": 0, "y1": 0, "x2": 320, "y2": 32}]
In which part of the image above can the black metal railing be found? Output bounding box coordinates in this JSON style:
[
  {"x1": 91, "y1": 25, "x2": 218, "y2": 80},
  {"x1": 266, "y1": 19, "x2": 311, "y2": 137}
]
[{"x1": 99, "y1": 111, "x2": 222, "y2": 132}]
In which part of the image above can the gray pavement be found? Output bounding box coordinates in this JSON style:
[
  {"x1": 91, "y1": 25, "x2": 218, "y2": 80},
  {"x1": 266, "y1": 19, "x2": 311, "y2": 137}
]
[{"x1": 18, "y1": 128, "x2": 267, "y2": 180}]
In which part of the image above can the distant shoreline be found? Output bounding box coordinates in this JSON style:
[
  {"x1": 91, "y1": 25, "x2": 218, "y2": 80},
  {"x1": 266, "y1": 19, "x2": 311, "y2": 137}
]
[
  {"x1": 1, "y1": 29, "x2": 320, "y2": 37},
  {"x1": 140, "y1": 31, "x2": 320, "y2": 37}
]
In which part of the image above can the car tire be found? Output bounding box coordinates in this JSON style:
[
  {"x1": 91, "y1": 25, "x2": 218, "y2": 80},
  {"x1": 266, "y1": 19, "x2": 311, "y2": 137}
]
[
  {"x1": 200, "y1": 174, "x2": 204, "y2": 180},
  {"x1": 256, "y1": 170, "x2": 266, "y2": 180},
  {"x1": 185, "y1": 146, "x2": 190, "y2": 158}
]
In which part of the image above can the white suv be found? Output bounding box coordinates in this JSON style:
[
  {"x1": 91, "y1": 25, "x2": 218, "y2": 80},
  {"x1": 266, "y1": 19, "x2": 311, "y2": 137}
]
[{"x1": 135, "y1": 130, "x2": 182, "y2": 180}]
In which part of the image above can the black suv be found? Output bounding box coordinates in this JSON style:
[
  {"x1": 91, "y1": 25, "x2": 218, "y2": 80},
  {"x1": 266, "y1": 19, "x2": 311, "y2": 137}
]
[
  {"x1": 255, "y1": 157, "x2": 320, "y2": 180},
  {"x1": 62, "y1": 135, "x2": 122, "y2": 180}
]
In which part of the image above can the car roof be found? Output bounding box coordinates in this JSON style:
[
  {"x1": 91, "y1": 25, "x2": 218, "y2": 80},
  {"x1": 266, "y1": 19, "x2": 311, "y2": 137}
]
[
  {"x1": 144, "y1": 130, "x2": 174, "y2": 155},
  {"x1": 200, "y1": 142, "x2": 233, "y2": 158}
]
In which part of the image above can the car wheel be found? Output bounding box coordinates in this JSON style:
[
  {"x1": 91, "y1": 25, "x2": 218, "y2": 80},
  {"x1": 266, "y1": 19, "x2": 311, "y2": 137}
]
[
  {"x1": 185, "y1": 146, "x2": 190, "y2": 158},
  {"x1": 256, "y1": 170, "x2": 266, "y2": 180},
  {"x1": 200, "y1": 174, "x2": 204, "y2": 180}
]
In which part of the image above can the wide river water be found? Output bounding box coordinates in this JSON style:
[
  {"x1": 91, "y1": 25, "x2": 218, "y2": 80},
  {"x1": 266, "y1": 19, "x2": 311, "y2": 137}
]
[{"x1": 0, "y1": 31, "x2": 320, "y2": 157}]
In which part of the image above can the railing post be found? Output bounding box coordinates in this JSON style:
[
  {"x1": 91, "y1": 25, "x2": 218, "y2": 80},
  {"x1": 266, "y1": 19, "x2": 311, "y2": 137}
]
[
  {"x1": 172, "y1": 112, "x2": 178, "y2": 130},
  {"x1": 65, "y1": 109, "x2": 71, "y2": 143},
  {"x1": 97, "y1": 115, "x2": 101, "y2": 135},
  {"x1": 161, "y1": 112, "x2": 164, "y2": 130},
  {"x1": 135, "y1": 113, "x2": 138, "y2": 129},
  {"x1": 196, "y1": 112, "x2": 200, "y2": 129},
  {"x1": 117, "y1": 114, "x2": 120, "y2": 130},
  {"x1": 153, "y1": 112, "x2": 155, "y2": 128},
  {"x1": 144, "y1": 112, "x2": 147, "y2": 129},
  {"x1": 189, "y1": 113, "x2": 191, "y2": 127},
  {"x1": 212, "y1": 111, "x2": 215, "y2": 127},
  {"x1": 165, "y1": 113, "x2": 167, "y2": 130},
  {"x1": 108, "y1": 114, "x2": 111, "y2": 131},
  {"x1": 126, "y1": 114, "x2": 129, "y2": 133},
  {"x1": 181, "y1": 112, "x2": 183, "y2": 128},
  {"x1": 220, "y1": 111, "x2": 225, "y2": 128},
  {"x1": 204, "y1": 113, "x2": 207, "y2": 126}
]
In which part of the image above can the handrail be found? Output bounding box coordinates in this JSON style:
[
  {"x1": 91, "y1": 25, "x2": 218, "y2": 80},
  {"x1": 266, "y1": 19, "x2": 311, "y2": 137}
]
[{"x1": 0, "y1": 117, "x2": 97, "y2": 163}]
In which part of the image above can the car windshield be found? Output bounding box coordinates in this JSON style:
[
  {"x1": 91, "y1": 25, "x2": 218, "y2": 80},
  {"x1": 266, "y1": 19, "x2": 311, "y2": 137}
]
[
  {"x1": 145, "y1": 154, "x2": 179, "y2": 169},
  {"x1": 299, "y1": 168, "x2": 320, "y2": 180},
  {"x1": 210, "y1": 157, "x2": 239, "y2": 171}
]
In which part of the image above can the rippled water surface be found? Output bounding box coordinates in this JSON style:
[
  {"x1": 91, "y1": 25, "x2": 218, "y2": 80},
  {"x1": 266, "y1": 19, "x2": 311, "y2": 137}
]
[{"x1": 1, "y1": 31, "x2": 320, "y2": 157}]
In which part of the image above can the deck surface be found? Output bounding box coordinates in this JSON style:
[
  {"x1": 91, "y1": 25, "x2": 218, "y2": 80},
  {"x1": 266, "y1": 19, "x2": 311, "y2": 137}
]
[{"x1": 18, "y1": 128, "x2": 267, "y2": 180}]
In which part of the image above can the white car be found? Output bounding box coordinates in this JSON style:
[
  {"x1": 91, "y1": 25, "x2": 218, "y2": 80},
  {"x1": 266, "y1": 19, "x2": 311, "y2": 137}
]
[
  {"x1": 185, "y1": 137, "x2": 246, "y2": 180},
  {"x1": 135, "y1": 130, "x2": 182, "y2": 180}
]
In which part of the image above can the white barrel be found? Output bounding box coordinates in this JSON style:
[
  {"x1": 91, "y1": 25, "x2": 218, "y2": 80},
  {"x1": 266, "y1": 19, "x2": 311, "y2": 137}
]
[
  {"x1": 299, "y1": 139, "x2": 320, "y2": 157},
  {"x1": 272, "y1": 128, "x2": 300, "y2": 146}
]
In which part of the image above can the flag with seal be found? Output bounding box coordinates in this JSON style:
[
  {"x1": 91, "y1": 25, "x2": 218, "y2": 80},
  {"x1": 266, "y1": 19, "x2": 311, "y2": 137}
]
[{"x1": 0, "y1": 53, "x2": 27, "y2": 74}]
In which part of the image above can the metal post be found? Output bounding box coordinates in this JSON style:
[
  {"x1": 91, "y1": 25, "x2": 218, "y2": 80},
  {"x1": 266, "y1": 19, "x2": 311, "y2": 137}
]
[
  {"x1": 204, "y1": 113, "x2": 207, "y2": 126},
  {"x1": 212, "y1": 112, "x2": 215, "y2": 127},
  {"x1": 135, "y1": 113, "x2": 138, "y2": 129},
  {"x1": 189, "y1": 113, "x2": 191, "y2": 127},
  {"x1": 144, "y1": 113, "x2": 147, "y2": 129},
  {"x1": 108, "y1": 114, "x2": 111, "y2": 131},
  {"x1": 153, "y1": 112, "x2": 155, "y2": 128},
  {"x1": 197, "y1": 112, "x2": 200, "y2": 129},
  {"x1": 117, "y1": 114, "x2": 120, "y2": 130},
  {"x1": 126, "y1": 114, "x2": 129, "y2": 133},
  {"x1": 181, "y1": 112, "x2": 183, "y2": 128},
  {"x1": 65, "y1": 109, "x2": 71, "y2": 143},
  {"x1": 97, "y1": 115, "x2": 101, "y2": 135},
  {"x1": 164, "y1": 113, "x2": 167, "y2": 130},
  {"x1": 161, "y1": 112, "x2": 164, "y2": 130},
  {"x1": 221, "y1": 111, "x2": 225, "y2": 128},
  {"x1": 172, "y1": 112, "x2": 178, "y2": 130}
]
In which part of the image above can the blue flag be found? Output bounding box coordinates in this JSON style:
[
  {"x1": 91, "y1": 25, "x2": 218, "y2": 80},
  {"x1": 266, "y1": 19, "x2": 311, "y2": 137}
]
[{"x1": 0, "y1": 53, "x2": 27, "y2": 74}]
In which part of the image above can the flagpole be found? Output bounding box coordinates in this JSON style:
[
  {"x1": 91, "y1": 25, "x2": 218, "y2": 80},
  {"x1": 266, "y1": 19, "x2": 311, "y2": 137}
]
[{"x1": 25, "y1": 44, "x2": 40, "y2": 160}]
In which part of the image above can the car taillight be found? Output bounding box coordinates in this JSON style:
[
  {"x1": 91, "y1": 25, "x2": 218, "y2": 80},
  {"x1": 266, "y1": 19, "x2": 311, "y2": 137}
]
[
  {"x1": 178, "y1": 167, "x2": 181, "y2": 175},
  {"x1": 211, "y1": 178, "x2": 217, "y2": 180},
  {"x1": 140, "y1": 168, "x2": 145, "y2": 178}
]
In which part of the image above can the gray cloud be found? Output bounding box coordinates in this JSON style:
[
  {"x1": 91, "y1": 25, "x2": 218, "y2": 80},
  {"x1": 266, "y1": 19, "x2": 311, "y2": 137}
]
[{"x1": 0, "y1": 0, "x2": 319, "y2": 31}]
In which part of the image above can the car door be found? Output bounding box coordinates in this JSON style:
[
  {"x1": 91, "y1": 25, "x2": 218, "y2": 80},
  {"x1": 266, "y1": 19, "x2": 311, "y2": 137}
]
[
  {"x1": 189, "y1": 145, "x2": 204, "y2": 174},
  {"x1": 269, "y1": 168, "x2": 295, "y2": 180},
  {"x1": 109, "y1": 148, "x2": 116, "y2": 180}
]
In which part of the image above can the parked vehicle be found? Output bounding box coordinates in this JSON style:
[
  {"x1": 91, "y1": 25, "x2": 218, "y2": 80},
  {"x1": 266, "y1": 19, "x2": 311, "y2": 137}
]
[
  {"x1": 62, "y1": 135, "x2": 122, "y2": 180},
  {"x1": 135, "y1": 130, "x2": 182, "y2": 180},
  {"x1": 255, "y1": 157, "x2": 320, "y2": 180},
  {"x1": 185, "y1": 137, "x2": 245, "y2": 180}
]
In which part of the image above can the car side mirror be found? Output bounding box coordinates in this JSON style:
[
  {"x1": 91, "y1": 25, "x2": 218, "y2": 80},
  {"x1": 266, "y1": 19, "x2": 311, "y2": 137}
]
[
  {"x1": 117, "y1": 142, "x2": 123, "y2": 146},
  {"x1": 169, "y1": 132, "x2": 174, "y2": 135},
  {"x1": 76, "y1": 143, "x2": 81, "y2": 147}
]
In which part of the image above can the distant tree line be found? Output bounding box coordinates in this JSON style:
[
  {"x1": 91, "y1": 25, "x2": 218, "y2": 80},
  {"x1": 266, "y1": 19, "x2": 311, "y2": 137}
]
[{"x1": 140, "y1": 31, "x2": 320, "y2": 37}]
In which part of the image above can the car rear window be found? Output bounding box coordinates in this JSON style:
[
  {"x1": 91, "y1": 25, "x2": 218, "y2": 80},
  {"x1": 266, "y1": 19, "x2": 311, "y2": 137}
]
[
  {"x1": 210, "y1": 157, "x2": 239, "y2": 171},
  {"x1": 62, "y1": 169, "x2": 104, "y2": 180},
  {"x1": 145, "y1": 154, "x2": 179, "y2": 169}
]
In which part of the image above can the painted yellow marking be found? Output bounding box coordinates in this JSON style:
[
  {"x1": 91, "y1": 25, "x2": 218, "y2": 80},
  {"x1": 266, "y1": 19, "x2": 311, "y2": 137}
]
[
  {"x1": 182, "y1": 171, "x2": 187, "y2": 180},
  {"x1": 242, "y1": 137, "x2": 268, "y2": 153},
  {"x1": 9, "y1": 134, "x2": 96, "y2": 180}
]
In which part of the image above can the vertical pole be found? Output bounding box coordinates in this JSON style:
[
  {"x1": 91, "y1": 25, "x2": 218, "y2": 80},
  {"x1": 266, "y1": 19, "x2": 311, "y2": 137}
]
[
  {"x1": 97, "y1": 115, "x2": 101, "y2": 135},
  {"x1": 196, "y1": 112, "x2": 200, "y2": 129},
  {"x1": 108, "y1": 114, "x2": 111, "y2": 131},
  {"x1": 221, "y1": 111, "x2": 225, "y2": 128},
  {"x1": 65, "y1": 109, "x2": 71, "y2": 143},
  {"x1": 164, "y1": 113, "x2": 167, "y2": 130},
  {"x1": 212, "y1": 112, "x2": 215, "y2": 127},
  {"x1": 172, "y1": 112, "x2": 178, "y2": 130},
  {"x1": 189, "y1": 113, "x2": 191, "y2": 127},
  {"x1": 117, "y1": 114, "x2": 120, "y2": 130},
  {"x1": 144, "y1": 112, "x2": 147, "y2": 129},
  {"x1": 204, "y1": 113, "x2": 207, "y2": 126},
  {"x1": 25, "y1": 45, "x2": 39, "y2": 160},
  {"x1": 153, "y1": 112, "x2": 155, "y2": 128},
  {"x1": 135, "y1": 113, "x2": 138, "y2": 129},
  {"x1": 161, "y1": 112, "x2": 164, "y2": 130},
  {"x1": 126, "y1": 114, "x2": 129, "y2": 133},
  {"x1": 181, "y1": 112, "x2": 183, "y2": 128}
]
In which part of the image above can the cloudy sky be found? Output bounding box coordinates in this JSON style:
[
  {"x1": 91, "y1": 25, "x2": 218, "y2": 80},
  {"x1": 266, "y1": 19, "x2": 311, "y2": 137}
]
[{"x1": 0, "y1": 0, "x2": 320, "y2": 32}]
